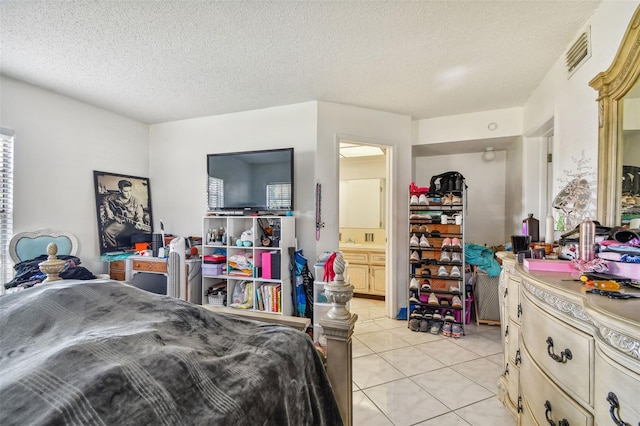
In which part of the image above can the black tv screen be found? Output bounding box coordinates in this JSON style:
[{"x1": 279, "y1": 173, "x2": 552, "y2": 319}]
[{"x1": 207, "y1": 148, "x2": 294, "y2": 212}]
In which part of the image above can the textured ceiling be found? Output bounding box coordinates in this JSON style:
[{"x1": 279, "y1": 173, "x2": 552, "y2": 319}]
[{"x1": 0, "y1": 1, "x2": 601, "y2": 125}]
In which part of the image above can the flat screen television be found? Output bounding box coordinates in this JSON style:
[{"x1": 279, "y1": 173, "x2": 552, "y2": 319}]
[{"x1": 207, "y1": 148, "x2": 294, "y2": 212}]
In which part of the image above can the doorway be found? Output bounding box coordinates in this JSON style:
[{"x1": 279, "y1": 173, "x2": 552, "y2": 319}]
[{"x1": 338, "y1": 138, "x2": 392, "y2": 316}]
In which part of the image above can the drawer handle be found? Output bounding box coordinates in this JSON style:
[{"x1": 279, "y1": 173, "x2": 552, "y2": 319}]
[
  {"x1": 504, "y1": 288, "x2": 508, "y2": 298},
  {"x1": 515, "y1": 349, "x2": 521, "y2": 366},
  {"x1": 606, "y1": 392, "x2": 633, "y2": 426},
  {"x1": 505, "y1": 325, "x2": 509, "y2": 337},
  {"x1": 544, "y1": 400, "x2": 570, "y2": 426},
  {"x1": 504, "y1": 364, "x2": 509, "y2": 376},
  {"x1": 546, "y1": 337, "x2": 572, "y2": 363},
  {"x1": 517, "y1": 303, "x2": 522, "y2": 318}
]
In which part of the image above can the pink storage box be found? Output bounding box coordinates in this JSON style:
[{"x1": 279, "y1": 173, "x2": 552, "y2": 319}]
[
  {"x1": 202, "y1": 263, "x2": 224, "y2": 276},
  {"x1": 523, "y1": 258, "x2": 576, "y2": 273},
  {"x1": 262, "y1": 252, "x2": 272, "y2": 279},
  {"x1": 603, "y1": 260, "x2": 640, "y2": 280}
]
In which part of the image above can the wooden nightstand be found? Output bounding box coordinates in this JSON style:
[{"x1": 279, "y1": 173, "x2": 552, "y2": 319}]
[{"x1": 108, "y1": 260, "x2": 126, "y2": 281}]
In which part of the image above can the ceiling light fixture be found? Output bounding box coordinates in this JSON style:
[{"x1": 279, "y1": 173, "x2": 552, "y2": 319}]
[{"x1": 482, "y1": 147, "x2": 496, "y2": 162}]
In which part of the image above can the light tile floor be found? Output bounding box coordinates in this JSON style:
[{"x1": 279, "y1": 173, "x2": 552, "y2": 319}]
[{"x1": 349, "y1": 297, "x2": 516, "y2": 426}]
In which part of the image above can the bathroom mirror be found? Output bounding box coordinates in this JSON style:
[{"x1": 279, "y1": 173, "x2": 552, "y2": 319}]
[
  {"x1": 589, "y1": 5, "x2": 640, "y2": 226},
  {"x1": 339, "y1": 178, "x2": 386, "y2": 229}
]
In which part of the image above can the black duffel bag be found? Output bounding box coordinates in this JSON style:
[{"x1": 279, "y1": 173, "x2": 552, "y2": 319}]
[{"x1": 428, "y1": 171, "x2": 466, "y2": 196}]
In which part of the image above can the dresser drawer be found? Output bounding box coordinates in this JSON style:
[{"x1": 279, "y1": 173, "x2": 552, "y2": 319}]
[
  {"x1": 506, "y1": 276, "x2": 521, "y2": 324},
  {"x1": 369, "y1": 252, "x2": 386, "y2": 265},
  {"x1": 506, "y1": 361, "x2": 519, "y2": 409},
  {"x1": 110, "y1": 270, "x2": 126, "y2": 281},
  {"x1": 521, "y1": 344, "x2": 593, "y2": 426},
  {"x1": 594, "y1": 344, "x2": 640, "y2": 426},
  {"x1": 520, "y1": 399, "x2": 537, "y2": 426},
  {"x1": 521, "y1": 292, "x2": 593, "y2": 406},
  {"x1": 507, "y1": 319, "x2": 520, "y2": 366},
  {"x1": 341, "y1": 251, "x2": 368, "y2": 264},
  {"x1": 110, "y1": 260, "x2": 125, "y2": 270},
  {"x1": 132, "y1": 259, "x2": 167, "y2": 273}
]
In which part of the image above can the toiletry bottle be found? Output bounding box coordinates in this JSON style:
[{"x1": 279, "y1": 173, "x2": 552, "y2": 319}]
[
  {"x1": 522, "y1": 214, "x2": 539, "y2": 242},
  {"x1": 579, "y1": 217, "x2": 596, "y2": 261}
]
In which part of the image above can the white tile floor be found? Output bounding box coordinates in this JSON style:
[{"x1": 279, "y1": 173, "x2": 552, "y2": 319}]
[{"x1": 349, "y1": 297, "x2": 516, "y2": 426}]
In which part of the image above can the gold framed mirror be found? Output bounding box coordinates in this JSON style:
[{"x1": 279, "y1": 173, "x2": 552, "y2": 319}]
[{"x1": 589, "y1": 5, "x2": 640, "y2": 227}]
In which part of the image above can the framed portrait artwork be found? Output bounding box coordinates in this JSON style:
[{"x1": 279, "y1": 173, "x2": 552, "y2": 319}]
[{"x1": 93, "y1": 171, "x2": 153, "y2": 254}]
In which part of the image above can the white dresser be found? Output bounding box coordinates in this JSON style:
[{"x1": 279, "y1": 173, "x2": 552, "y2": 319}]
[{"x1": 497, "y1": 252, "x2": 640, "y2": 426}]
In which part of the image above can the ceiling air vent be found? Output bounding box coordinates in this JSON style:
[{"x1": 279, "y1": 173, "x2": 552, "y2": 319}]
[{"x1": 566, "y1": 26, "x2": 591, "y2": 78}]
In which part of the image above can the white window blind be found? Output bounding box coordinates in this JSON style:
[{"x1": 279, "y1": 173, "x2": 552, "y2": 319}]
[
  {"x1": 207, "y1": 177, "x2": 224, "y2": 210},
  {"x1": 1, "y1": 128, "x2": 15, "y2": 286},
  {"x1": 266, "y1": 182, "x2": 291, "y2": 209}
]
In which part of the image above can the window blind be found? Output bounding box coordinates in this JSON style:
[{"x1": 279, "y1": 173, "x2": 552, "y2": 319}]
[
  {"x1": 207, "y1": 177, "x2": 224, "y2": 210},
  {"x1": 1, "y1": 128, "x2": 15, "y2": 286},
  {"x1": 266, "y1": 183, "x2": 291, "y2": 209}
]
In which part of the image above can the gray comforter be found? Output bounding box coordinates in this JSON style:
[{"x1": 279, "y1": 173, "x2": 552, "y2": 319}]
[{"x1": 0, "y1": 280, "x2": 342, "y2": 426}]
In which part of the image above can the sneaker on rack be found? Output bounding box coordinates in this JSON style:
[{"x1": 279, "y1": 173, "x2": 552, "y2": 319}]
[
  {"x1": 420, "y1": 280, "x2": 431, "y2": 291},
  {"x1": 437, "y1": 265, "x2": 449, "y2": 276},
  {"x1": 432, "y1": 310, "x2": 442, "y2": 320},
  {"x1": 419, "y1": 235, "x2": 431, "y2": 248},
  {"x1": 444, "y1": 310, "x2": 456, "y2": 322},
  {"x1": 428, "y1": 292, "x2": 439, "y2": 305},
  {"x1": 420, "y1": 319, "x2": 430, "y2": 332},
  {"x1": 409, "y1": 318, "x2": 420, "y2": 332},
  {"x1": 442, "y1": 193, "x2": 453, "y2": 206},
  {"x1": 418, "y1": 194, "x2": 429, "y2": 205},
  {"x1": 409, "y1": 296, "x2": 421, "y2": 304},
  {"x1": 451, "y1": 237, "x2": 462, "y2": 248},
  {"x1": 410, "y1": 277, "x2": 419, "y2": 290},
  {"x1": 451, "y1": 295, "x2": 463, "y2": 308},
  {"x1": 410, "y1": 251, "x2": 421, "y2": 262},
  {"x1": 410, "y1": 233, "x2": 420, "y2": 247},
  {"x1": 450, "y1": 265, "x2": 461, "y2": 278},
  {"x1": 419, "y1": 224, "x2": 429, "y2": 233},
  {"x1": 410, "y1": 195, "x2": 419, "y2": 205},
  {"x1": 452, "y1": 194, "x2": 462, "y2": 206},
  {"x1": 451, "y1": 252, "x2": 462, "y2": 263},
  {"x1": 449, "y1": 285, "x2": 460, "y2": 293},
  {"x1": 452, "y1": 323, "x2": 463, "y2": 338},
  {"x1": 430, "y1": 321, "x2": 442, "y2": 335},
  {"x1": 442, "y1": 321, "x2": 453, "y2": 337},
  {"x1": 439, "y1": 251, "x2": 451, "y2": 262},
  {"x1": 410, "y1": 213, "x2": 421, "y2": 219},
  {"x1": 441, "y1": 237, "x2": 452, "y2": 248}
]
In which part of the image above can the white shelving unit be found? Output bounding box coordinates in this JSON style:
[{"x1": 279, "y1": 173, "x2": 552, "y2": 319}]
[
  {"x1": 312, "y1": 259, "x2": 350, "y2": 345},
  {"x1": 201, "y1": 215, "x2": 295, "y2": 316}
]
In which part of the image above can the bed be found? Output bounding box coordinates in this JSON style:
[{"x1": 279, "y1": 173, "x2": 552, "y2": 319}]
[{"x1": 1, "y1": 230, "x2": 356, "y2": 425}]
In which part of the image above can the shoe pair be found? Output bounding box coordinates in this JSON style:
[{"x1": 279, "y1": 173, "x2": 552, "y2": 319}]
[
  {"x1": 437, "y1": 265, "x2": 461, "y2": 277},
  {"x1": 440, "y1": 252, "x2": 461, "y2": 263},
  {"x1": 410, "y1": 234, "x2": 431, "y2": 248},
  {"x1": 441, "y1": 237, "x2": 462, "y2": 248},
  {"x1": 442, "y1": 193, "x2": 462, "y2": 206},
  {"x1": 410, "y1": 251, "x2": 421, "y2": 262},
  {"x1": 410, "y1": 194, "x2": 430, "y2": 205}
]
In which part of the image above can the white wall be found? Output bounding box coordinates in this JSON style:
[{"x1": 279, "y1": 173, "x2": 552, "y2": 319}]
[
  {"x1": 523, "y1": 1, "x2": 639, "y2": 222},
  {"x1": 316, "y1": 102, "x2": 412, "y2": 317},
  {"x1": 0, "y1": 76, "x2": 149, "y2": 274},
  {"x1": 148, "y1": 102, "x2": 318, "y2": 260},
  {"x1": 415, "y1": 152, "x2": 507, "y2": 247},
  {"x1": 415, "y1": 107, "x2": 523, "y2": 144}
]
